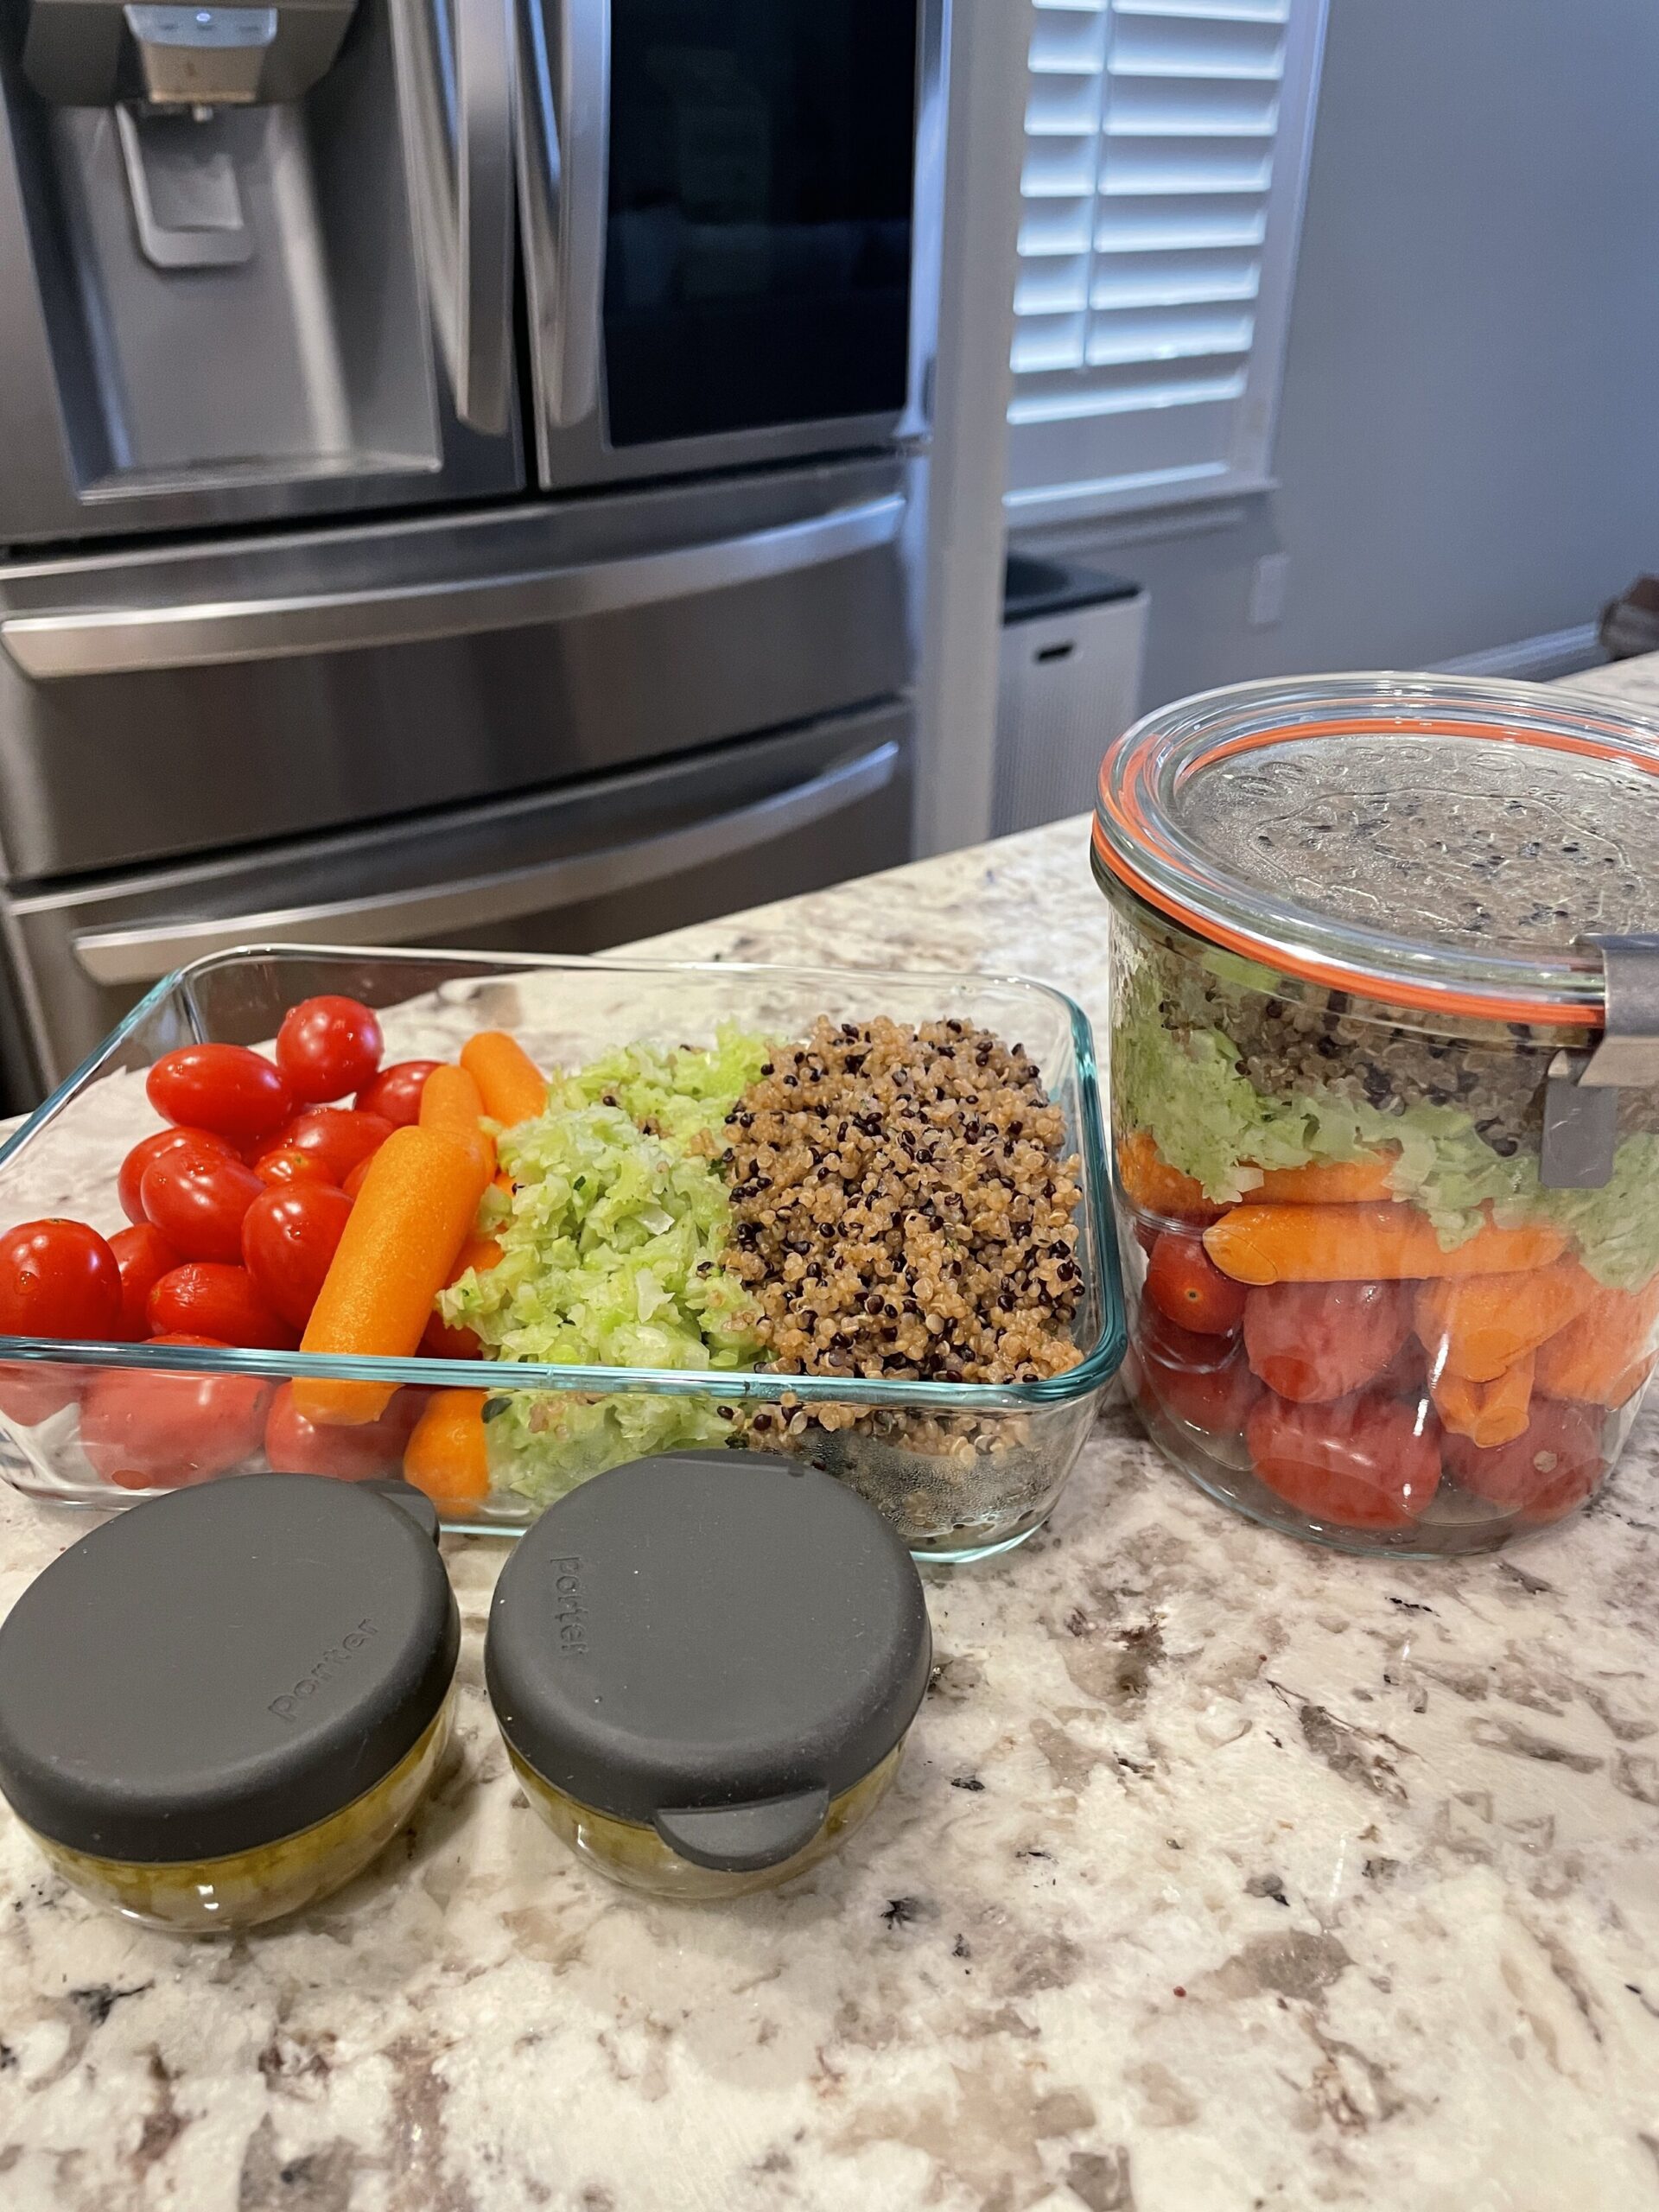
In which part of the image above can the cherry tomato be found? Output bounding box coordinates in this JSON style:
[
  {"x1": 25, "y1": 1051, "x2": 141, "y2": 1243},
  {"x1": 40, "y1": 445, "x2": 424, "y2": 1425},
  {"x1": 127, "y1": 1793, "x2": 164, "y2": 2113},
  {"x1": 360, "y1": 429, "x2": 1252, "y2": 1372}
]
[
  {"x1": 1246, "y1": 1393, "x2": 1440, "y2": 1529},
  {"x1": 1137, "y1": 1344, "x2": 1260, "y2": 1436},
  {"x1": 110, "y1": 1224, "x2": 180, "y2": 1339},
  {"x1": 81, "y1": 1335, "x2": 271, "y2": 1490},
  {"x1": 148, "y1": 1262, "x2": 297, "y2": 1351},
  {"x1": 1444, "y1": 1402, "x2": 1605, "y2": 1522},
  {"x1": 253, "y1": 1145, "x2": 336, "y2": 1190},
  {"x1": 146, "y1": 1044, "x2": 292, "y2": 1146},
  {"x1": 1371, "y1": 1334, "x2": 1429, "y2": 1403},
  {"x1": 264, "y1": 1382, "x2": 426, "y2": 1481},
  {"x1": 342, "y1": 1154, "x2": 374, "y2": 1200},
  {"x1": 241, "y1": 1184, "x2": 353, "y2": 1332},
  {"x1": 118, "y1": 1127, "x2": 238, "y2": 1226},
  {"x1": 1136, "y1": 1301, "x2": 1237, "y2": 1375},
  {"x1": 0, "y1": 1217, "x2": 116, "y2": 1425},
  {"x1": 1243, "y1": 1281, "x2": 1411, "y2": 1403},
  {"x1": 270, "y1": 1108, "x2": 395, "y2": 1188},
  {"x1": 0, "y1": 1363, "x2": 81, "y2": 1426},
  {"x1": 0, "y1": 1218, "x2": 123, "y2": 1342},
  {"x1": 140, "y1": 1147, "x2": 264, "y2": 1264},
  {"x1": 355, "y1": 1058, "x2": 440, "y2": 1128},
  {"x1": 1131, "y1": 1302, "x2": 1258, "y2": 1433},
  {"x1": 1144, "y1": 1230, "x2": 1246, "y2": 1337},
  {"x1": 276, "y1": 996, "x2": 385, "y2": 1106}
]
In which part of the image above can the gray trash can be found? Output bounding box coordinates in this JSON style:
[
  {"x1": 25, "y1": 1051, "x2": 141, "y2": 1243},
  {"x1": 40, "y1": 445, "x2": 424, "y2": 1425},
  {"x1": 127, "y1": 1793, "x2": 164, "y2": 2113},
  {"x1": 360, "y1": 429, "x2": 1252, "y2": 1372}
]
[{"x1": 994, "y1": 556, "x2": 1147, "y2": 836}]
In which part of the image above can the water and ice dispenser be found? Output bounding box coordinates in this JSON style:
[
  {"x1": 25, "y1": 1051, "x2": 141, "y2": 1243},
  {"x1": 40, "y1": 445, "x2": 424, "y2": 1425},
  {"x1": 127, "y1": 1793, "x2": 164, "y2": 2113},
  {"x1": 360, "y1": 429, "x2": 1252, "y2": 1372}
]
[
  {"x1": 0, "y1": 0, "x2": 511, "y2": 536},
  {"x1": 22, "y1": 3, "x2": 358, "y2": 112}
]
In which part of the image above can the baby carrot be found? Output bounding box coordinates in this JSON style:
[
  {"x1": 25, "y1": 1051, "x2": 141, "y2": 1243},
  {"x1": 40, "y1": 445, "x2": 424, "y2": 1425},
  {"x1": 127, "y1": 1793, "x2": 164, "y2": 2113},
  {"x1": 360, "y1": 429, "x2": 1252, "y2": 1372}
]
[
  {"x1": 1432, "y1": 1351, "x2": 1535, "y2": 1449},
  {"x1": 404, "y1": 1389, "x2": 491, "y2": 1508},
  {"x1": 1537, "y1": 1338, "x2": 1652, "y2": 1412},
  {"x1": 296, "y1": 1126, "x2": 491, "y2": 1426},
  {"x1": 448, "y1": 1232, "x2": 502, "y2": 1286},
  {"x1": 1251, "y1": 1152, "x2": 1400, "y2": 1205},
  {"x1": 1203, "y1": 1204, "x2": 1567, "y2": 1287},
  {"x1": 1116, "y1": 1131, "x2": 1220, "y2": 1224},
  {"x1": 1415, "y1": 1258, "x2": 1597, "y2": 1384},
  {"x1": 460, "y1": 1033, "x2": 546, "y2": 1129},
  {"x1": 1116, "y1": 1134, "x2": 1401, "y2": 1215},
  {"x1": 419, "y1": 1063, "x2": 496, "y2": 1185},
  {"x1": 422, "y1": 1234, "x2": 502, "y2": 1360},
  {"x1": 1535, "y1": 1274, "x2": 1659, "y2": 1407}
]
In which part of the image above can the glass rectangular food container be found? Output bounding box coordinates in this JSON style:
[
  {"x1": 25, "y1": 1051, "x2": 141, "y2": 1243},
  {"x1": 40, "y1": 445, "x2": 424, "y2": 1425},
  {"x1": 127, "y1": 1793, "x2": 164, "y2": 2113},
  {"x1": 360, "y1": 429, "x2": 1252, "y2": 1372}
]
[{"x1": 0, "y1": 947, "x2": 1123, "y2": 1561}]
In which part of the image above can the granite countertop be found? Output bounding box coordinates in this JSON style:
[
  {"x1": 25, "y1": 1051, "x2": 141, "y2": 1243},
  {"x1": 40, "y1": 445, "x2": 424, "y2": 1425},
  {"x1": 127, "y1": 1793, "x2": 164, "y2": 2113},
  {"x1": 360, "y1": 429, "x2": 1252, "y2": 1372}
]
[{"x1": 3, "y1": 666, "x2": 1658, "y2": 2211}]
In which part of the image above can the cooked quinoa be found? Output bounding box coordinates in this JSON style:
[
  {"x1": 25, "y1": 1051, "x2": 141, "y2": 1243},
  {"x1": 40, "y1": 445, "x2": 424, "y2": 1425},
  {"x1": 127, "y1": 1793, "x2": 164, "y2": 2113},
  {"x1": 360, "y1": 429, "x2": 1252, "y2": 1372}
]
[
  {"x1": 721, "y1": 1016, "x2": 1084, "y2": 1400},
  {"x1": 1128, "y1": 919, "x2": 1659, "y2": 1150}
]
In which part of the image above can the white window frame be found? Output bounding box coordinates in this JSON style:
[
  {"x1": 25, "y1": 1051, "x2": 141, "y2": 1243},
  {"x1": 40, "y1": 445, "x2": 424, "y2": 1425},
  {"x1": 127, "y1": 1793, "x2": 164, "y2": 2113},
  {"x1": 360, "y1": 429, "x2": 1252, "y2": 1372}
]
[{"x1": 1005, "y1": 0, "x2": 1330, "y2": 531}]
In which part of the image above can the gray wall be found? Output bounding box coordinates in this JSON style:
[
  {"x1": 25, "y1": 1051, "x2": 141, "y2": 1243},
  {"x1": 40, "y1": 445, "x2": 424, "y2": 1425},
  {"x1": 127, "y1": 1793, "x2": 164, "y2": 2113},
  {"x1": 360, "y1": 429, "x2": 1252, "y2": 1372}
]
[{"x1": 1020, "y1": 0, "x2": 1659, "y2": 712}]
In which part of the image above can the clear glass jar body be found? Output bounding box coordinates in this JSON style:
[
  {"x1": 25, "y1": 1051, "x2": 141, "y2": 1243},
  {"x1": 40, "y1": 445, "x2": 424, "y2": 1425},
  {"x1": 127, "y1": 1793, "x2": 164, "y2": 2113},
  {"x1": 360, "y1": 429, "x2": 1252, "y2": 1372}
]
[
  {"x1": 1106, "y1": 893, "x2": 1659, "y2": 1555},
  {"x1": 22, "y1": 1691, "x2": 454, "y2": 1932},
  {"x1": 506, "y1": 1741, "x2": 904, "y2": 1899}
]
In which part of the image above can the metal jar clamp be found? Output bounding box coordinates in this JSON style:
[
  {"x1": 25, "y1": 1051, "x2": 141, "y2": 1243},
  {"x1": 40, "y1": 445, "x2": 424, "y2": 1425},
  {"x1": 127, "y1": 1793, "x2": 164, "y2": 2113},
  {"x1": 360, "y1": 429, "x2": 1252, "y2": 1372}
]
[{"x1": 1540, "y1": 936, "x2": 1659, "y2": 1188}]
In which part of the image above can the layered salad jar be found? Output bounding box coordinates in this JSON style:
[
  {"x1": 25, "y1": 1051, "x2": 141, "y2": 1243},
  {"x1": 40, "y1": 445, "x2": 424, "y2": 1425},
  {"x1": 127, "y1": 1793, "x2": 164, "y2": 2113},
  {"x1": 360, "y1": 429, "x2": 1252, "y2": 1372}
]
[{"x1": 1095, "y1": 676, "x2": 1659, "y2": 1555}]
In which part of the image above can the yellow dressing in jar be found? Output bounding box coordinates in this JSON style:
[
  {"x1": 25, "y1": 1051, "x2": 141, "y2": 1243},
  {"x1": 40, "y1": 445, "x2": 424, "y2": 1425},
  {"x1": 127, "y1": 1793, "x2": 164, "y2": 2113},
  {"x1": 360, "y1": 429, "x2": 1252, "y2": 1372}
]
[
  {"x1": 507, "y1": 1741, "x2": 903, "y2": 1902},
  {"x1": 0, "y1": 1475, "x2": 459, "y2": 1933},
  {"x1": 24, "y1": 1694, "x2": 455, "y2": 1933}
]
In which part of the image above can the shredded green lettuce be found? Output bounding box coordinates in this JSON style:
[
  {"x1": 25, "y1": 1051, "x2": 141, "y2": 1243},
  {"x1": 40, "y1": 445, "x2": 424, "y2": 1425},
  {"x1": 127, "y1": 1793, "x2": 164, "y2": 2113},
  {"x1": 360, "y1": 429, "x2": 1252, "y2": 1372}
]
[
  {"x1": 1524, "y1": 1134, "x2": 1659, "y2": 1292},
  {"x1": 541, "y1": 1029, "x2": 768, "y2": 1153},
  {"x1": 1373, "y1": 1103, "x2": 1535, "y2": 1246},
  {"x1": 1112, "y1": 966, "x2": 1373, "y2": 1204},
  {"x1": 1114, "y1": 957, "x2": 1659, "y2": 1285},
  {"x1": 439, "y1": 1031, "x2": 768, "y2": 1503}
]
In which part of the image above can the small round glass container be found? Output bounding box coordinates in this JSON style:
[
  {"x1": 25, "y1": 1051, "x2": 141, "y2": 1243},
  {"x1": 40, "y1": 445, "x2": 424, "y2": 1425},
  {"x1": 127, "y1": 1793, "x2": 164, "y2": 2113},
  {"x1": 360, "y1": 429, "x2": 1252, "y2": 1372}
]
[
  {"x1": 0, "y1": 1474, "x2": 458, "y2": 1930},
  {"x1": 486, "y1": 1451, "x2": 931, "y2": 1897},
  {"x1": 1096, "y1": 675, "x2": 1659, "y2": 1555}
]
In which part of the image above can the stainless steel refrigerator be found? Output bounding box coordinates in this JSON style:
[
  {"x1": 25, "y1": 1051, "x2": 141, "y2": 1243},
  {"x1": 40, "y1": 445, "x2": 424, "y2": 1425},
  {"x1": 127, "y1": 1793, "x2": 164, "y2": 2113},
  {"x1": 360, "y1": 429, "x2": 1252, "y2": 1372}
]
[{"x1": 0, "y1": 0, "x2": 945, "y2": 1103}]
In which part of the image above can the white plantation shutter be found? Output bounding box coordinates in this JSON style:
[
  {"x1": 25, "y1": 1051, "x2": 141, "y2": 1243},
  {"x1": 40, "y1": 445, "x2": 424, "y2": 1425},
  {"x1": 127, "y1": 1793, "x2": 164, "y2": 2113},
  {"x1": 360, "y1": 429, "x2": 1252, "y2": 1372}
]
[{"x1": 1007, "y1": 0, "x2": 1328, "y2": 524}]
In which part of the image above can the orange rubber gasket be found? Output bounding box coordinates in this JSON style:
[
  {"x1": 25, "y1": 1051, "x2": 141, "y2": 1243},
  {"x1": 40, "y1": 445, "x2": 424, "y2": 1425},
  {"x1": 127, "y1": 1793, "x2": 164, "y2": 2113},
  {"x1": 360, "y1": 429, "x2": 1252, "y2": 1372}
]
[{"x1": 1096, "y1": 715, "x2": 1659, "y2": 1028}]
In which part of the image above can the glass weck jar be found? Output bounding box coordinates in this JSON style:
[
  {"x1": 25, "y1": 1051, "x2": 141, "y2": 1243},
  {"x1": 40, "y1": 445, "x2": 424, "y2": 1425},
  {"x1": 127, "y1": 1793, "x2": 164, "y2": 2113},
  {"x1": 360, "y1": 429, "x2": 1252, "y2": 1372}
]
[{"x1": 1095, "y1": 675, "x2": 1659, "y2": 1555}]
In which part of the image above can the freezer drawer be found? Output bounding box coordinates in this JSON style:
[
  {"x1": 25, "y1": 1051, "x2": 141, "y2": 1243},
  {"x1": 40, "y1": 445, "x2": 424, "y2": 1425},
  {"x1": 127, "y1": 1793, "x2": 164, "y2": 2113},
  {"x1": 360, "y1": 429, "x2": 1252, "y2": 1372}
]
[
  {"x1": 0, "y1": 703, "x2": 911, "y2": 1103},
  {"x1": 0, "y1": 454, "x2": 912, "y2": 881}
]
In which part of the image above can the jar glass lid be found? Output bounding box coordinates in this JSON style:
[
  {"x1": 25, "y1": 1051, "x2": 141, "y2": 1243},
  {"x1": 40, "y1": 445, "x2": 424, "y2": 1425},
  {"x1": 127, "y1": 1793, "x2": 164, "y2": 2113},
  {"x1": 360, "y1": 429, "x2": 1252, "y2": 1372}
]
[
  {"x1": 1095, "y1": 675, "x2": 1659, "y2": 1025},
  {"x1": 486, "y1": 1452, "x2": 931, "y2": 1872}
]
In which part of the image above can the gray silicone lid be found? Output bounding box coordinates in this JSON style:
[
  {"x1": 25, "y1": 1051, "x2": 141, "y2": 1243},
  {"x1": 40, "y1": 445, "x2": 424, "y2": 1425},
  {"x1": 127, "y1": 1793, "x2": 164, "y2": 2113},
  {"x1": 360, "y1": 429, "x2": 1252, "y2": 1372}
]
[
  {"x1": 0, "y1": 1474, "x2": 458, "y2": 1864},
  {"x1": 485, "y1": 1452, "x2": 931, "y2": 1872}
]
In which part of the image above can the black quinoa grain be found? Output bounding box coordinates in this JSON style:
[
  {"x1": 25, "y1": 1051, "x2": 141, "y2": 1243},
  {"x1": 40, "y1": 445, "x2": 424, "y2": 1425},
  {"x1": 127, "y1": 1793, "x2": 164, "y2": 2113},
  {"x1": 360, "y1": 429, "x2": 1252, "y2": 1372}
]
[{"x1": 721, "y1": 1016, "x2": 1083, "y2": 1405}]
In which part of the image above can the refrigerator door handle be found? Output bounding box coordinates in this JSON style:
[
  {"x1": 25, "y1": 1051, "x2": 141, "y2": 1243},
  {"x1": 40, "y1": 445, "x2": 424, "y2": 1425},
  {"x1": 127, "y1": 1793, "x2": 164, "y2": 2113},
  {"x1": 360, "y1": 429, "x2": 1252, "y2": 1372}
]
[
  {"x1": 518, "y1": 0, "x2": 609, "y2": 429},
  {"x1": 393, "y1": 0, "x2": 518, "y2": 435},
  {"x1": 69, "y1": 738, "x2": 900, "y2": 985},
  {"x1": 0, "y1": 494, "x2": 903, "y2": 678}
]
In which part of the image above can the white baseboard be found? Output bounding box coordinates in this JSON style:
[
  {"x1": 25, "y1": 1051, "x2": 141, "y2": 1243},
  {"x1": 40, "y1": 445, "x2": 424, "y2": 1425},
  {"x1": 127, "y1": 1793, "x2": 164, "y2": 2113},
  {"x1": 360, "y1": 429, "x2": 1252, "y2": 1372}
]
[{"x1": 1431, "y1": 623, "x2": 1605, "y2": 683}]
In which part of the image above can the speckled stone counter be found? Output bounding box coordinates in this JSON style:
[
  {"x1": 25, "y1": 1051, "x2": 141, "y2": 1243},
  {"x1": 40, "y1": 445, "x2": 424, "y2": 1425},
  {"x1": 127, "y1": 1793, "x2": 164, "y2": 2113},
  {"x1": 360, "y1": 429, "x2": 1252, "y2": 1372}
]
[{"x1": 1, "y1": 668, "x2": 1657, "y2": 2211}]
